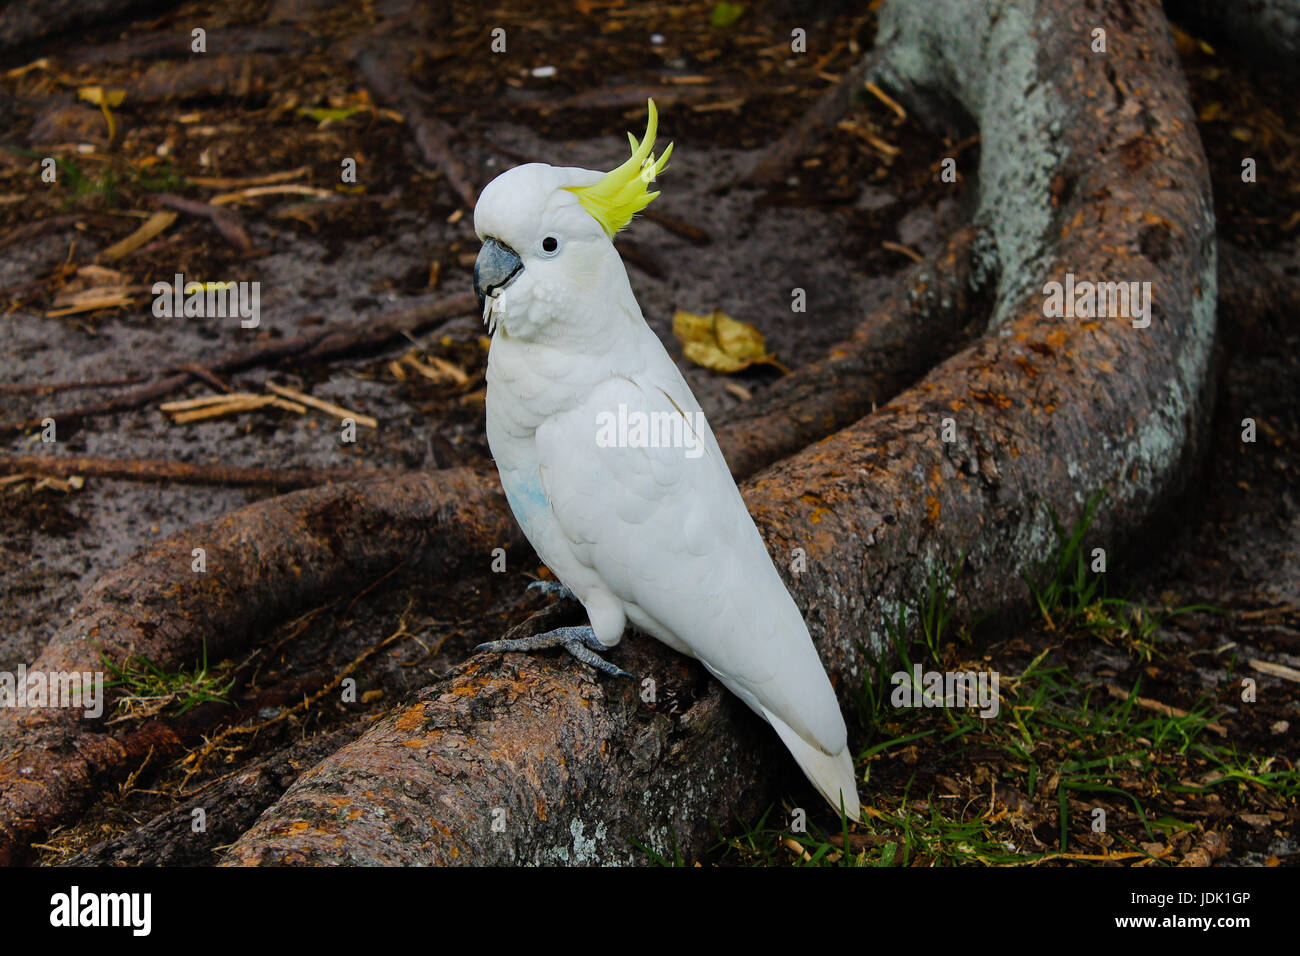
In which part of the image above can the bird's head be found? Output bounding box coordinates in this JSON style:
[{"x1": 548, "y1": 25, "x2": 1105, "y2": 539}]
[{"x1": 473, "y1": 99, "x2": 672, "y2": 340}]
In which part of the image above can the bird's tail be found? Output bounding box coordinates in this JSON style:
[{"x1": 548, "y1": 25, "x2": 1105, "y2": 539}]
[{"x1": 762, "y1": 706, "x2": 862, "y2": 822}]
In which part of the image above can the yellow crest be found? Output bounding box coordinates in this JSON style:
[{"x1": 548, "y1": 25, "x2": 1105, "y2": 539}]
[{"x1": 567, "y1": 99, "x2": 673, "y2": 238}]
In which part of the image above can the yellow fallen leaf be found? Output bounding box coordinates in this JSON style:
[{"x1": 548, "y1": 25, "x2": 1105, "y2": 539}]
[
  {"x1": 672, "y1": 309, "x2": 786, "y2": 374},
  {"x1": 77, "y1": 86, "x2": 125, "y2": 108},
  {"x1": 77, "y1": 86, "x2": 126, "y2": 142}
]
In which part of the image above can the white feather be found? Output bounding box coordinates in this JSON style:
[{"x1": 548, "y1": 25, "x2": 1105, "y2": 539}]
[{"x1": 477, "y1": 161, "x2": 862, "y2": 821}]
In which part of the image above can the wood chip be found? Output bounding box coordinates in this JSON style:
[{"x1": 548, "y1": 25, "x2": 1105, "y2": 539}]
[
  {"x1": 162, "y1": 392, "x2": 307, "y2": 420},
  {"x1": 46, "y1": 289, "x2": 136, "y2": 317},
  {"x1": 97, "y1": 210, "x2": 177, "y2": 262},
  {"x1": 400, "y1": 353, "x2": 469, "y2": 386},
  {"x1": 209, "y1": 185, "x2": 335, "y2": 206},
  {"x1": 5, "y1": 59, "x2": 51, "y2": 80},
  {"x1": 691, "y1": 98, "x2": 746, "y2": 113},
  {"x1": 864, "y1": 80, "x2": 907, "y2": 121},
  {"x1": 1104, "y1": 684, "x2": 1227, "y2": 736},
  {"x1": 188, "y1": 167, "x2": 310, "y2": 189},
  {"x1": 1249, "y1": 658, "x2": 1300, "y2": 683},
  {"x1": 881, "y1": 240, "x2": 924, "y2": 263},
  {"x1": 160, "y1": 392, "x2": 263, "y2": 412},
  {"x1": 169, "y1": 395, "x2": 277, "y2": 424},
  {"x1": 782, "y1": 837, "x2": 812, "y2": 862},
  {"x1": 33, "y1": 475, "x2": 84, "y2": 493},
  {"x1": 265, "y1": 383, "x2": 377, "y2": 428}
]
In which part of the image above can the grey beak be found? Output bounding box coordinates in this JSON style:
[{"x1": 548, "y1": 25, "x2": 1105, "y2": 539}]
[{"x1": 474, "y1": 237, "x2": 523, "y2": 311}]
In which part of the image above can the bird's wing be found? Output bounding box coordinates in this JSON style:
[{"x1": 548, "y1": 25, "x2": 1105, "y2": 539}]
[{"x1": 534, "y1": 342, "x2": 846, "y2": 757}]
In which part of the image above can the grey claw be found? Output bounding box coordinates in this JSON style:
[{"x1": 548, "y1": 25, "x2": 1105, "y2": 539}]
[
  {"x1": 526, "y1": 580, "x2": 577, "y2": 601},
  {"x1": 475, "y1": 624, "x2": 632, "y2": 678}
]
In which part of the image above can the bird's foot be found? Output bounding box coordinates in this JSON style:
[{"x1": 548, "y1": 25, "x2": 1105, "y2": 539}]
[
  {"x1": 526, "y1": 579, "x2": 577, "y2": 601},
  {"x1": 476, "y1": 624, "x2": 632, "y2": 678}
]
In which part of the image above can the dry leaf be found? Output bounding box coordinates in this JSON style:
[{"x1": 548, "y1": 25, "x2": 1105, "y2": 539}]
[
  {"x1": 77, "y1": 86, "x2": 125, "y2": 108},
  {"x1": 672, "y1": 308, "x2": 785, "y2": 374},
  {"x1": 77, "y1": 86, "x2": 126, "y2": 141}
]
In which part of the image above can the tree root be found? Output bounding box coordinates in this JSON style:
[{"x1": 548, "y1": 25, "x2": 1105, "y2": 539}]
[
  {"x1": 0, "y1": 469, "x2": 519, "y2": 864},
  {"x1": 0, "y1": 454, "x2": 391, "y2": 490}
]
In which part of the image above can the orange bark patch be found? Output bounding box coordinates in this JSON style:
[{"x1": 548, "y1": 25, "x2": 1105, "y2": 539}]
[
  {"x1": 972, "y1": 391, "x2": 1014, "y2": 409},
  {"x1": 1014, "y1": 356, "x2": 1040, "y2": 377}
]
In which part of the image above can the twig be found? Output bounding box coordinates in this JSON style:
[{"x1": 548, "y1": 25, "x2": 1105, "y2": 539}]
[
  {"x1": 65, "y1": 26, "x2": 312, "y2": 66},
  {"x1": 864, "y1": 80, "x2": 907, "y2": 121},
  {"x1": 173, "y1": 362, "x2": 232, "y2": 394},
  {"x1": 641, "y1": 209, "x2": 712, "y2": 245},
  {"x1": 351, "y1": 37, "x2": 478, "y2": 209},
  {"x1": 187, "y1": 167, "x2": 310, "y2": 189},
  {"x1": 0, "y1": 454, "x2": 393, "y2": 490},
  {"x1": 1104, "y1": 685, "x2": 1228, "y2": 736},
  {"x1": 208, "y1": 185, "x2": 334, "y2": 206},
  {"x1": 166, "y1": 394, "x2": 306, "y2": 423},
  {"x1": 735, "y1": 53, "x2": 877, "y2": 187},
  {"x1": 1248, "y1": 659, "x2": 1300, "y2": 684},
  {"x1": 881, "y1": 240, "x2": 923, "y2": 262},
  {"x1": 0, "y1": 376, "x2": 149, "y2": 395},
  {"x1": 153, "y1": 194, "x2": 253, "y2": 253},
  {"x1": 265, "y1": 383, "x2": 377, "y2": 428},
  {"x1": 0, "y1": 291, "x2": 476, "y2": 435},
  {"x1": 0, "y1": 214, "x2": 112, "y2": 252}
]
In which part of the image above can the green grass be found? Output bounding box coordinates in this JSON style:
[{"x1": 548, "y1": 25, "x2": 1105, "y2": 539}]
[
  {"x1": 718, "y1": 785, "x2": 1030, "y2": 866},
  {"x1": 10, "y1": 149, "x2": 190, "y2": 208},
  {"x1": 102, "y1": 640, "x2": 235, "y2": 720},
  {"x1": 1196, "y1": 747, "x2": 1300, "y2": 800},
  {"x1": 632, "y1": 824, "x2": 687, "y2": 867},
  {"x1": 854, "y1": 553, "x2": 973, "y2": 735},
  {"x1": 718, "y1": 490, "x2": 1293, "y2": 866},
  {"x1": 1022, "y1": 489, "x2": 1218, "y2": 661},
  {"x1": 919, "y1": 552, "x2": 968, "y2": 664},
  {"x1": 719, "y1": 645, "x2": 1296, "y2": 865},
  {"x1": 943, "y1": 653, "x2": 1220, "y2": 852}
]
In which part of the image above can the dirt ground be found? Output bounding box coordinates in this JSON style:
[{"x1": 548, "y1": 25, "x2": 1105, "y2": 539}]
[{"x1": 0, "y1": 0, "x2": 1295, "y2": 865}]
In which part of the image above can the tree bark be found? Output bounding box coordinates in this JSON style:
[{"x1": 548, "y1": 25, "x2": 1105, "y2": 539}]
[{"x1": 0, "y1": 1, "x2": 183, "y2": 60}]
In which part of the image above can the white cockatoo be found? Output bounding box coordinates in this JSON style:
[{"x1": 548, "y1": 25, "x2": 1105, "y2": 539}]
[{"x1": 471, "y1": 101, "x2": 860, "y2": 820}]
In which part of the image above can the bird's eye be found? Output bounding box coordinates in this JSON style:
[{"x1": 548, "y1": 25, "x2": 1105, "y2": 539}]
[{"x1": 540, "y1": 235, "x2": 559, "y2": 256}]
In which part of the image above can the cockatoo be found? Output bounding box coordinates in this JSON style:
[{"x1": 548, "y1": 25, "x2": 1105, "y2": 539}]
[{"x1": 471, "y1": 101, "x2": 860, "y2": 820}]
